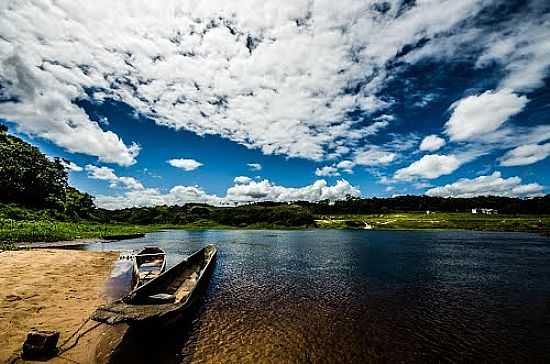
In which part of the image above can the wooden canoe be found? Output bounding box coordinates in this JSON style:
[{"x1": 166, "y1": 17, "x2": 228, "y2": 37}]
[
  {"x1": 132, "y1": 246, "x2": 167, "y2": 288},
  {"x1": 92, "y1": 244, "x2": 217, "y2": 326}
]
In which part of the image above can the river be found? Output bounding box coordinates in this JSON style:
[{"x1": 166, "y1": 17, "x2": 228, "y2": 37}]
[{"x1": 84, "y1": 229, "x2": 550, "y2": 363}]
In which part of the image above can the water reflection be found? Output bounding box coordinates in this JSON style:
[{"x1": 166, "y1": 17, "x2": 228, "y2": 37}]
[{"x1": 84, "y1": 230, "x2": 550, "y2": 363}]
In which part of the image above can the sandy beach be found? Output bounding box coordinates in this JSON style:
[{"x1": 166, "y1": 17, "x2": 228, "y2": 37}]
[{"x1": 0, "y1": 249, "x2": 118, "y2": 363}]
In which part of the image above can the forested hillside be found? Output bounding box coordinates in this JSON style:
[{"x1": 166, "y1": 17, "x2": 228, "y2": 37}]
[{"x1": 0, "y1": 124, "x2": 95, "y2": 220}]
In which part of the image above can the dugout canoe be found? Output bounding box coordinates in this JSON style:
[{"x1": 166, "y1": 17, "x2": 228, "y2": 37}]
[
  {"x1": 132, "y1": 246, "x2": 167, "y2": 288},
  {"x1": 92, "y1": 244, "x2": 217, "y2": 326}
]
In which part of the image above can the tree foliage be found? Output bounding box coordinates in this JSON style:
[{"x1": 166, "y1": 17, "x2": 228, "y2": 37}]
[{"x1": 0, "y1": 125, "x2": 95, "y2": 219}]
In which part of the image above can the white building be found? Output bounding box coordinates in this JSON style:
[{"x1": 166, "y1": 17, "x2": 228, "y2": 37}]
[{"x1": 472, "y1": 208, "x2": 498, "y2": 215}]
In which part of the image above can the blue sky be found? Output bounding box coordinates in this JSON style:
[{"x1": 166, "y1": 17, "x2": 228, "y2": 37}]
[{"x1": 1, "y1": 0, "x2": 549, "y2": 208}]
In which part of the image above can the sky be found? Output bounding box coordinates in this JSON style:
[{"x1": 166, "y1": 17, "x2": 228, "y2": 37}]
[{"x1": 0, "y1": 0, "x2": 549, "y2": 209}]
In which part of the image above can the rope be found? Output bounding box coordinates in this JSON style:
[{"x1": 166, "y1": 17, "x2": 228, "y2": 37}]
[
  {"x1": 59, "y1": 318, "x2": 91, "y2": 348},
  {"x1": 57, "y1": 319, "x2": 102, "y2": 356}
]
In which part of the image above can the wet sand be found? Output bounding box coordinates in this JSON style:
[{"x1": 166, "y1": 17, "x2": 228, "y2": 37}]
[{"x1": 0, "y1": 249, "x2": 118, "y2": 363}]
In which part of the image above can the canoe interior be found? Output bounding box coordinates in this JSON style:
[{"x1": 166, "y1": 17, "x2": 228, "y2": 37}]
[
  {"x1": 133, "y1": 246, "x2": 166, "y2": 287},
  {"x1": 92, "y1": 244, "x2": 217, "y2": 325}
]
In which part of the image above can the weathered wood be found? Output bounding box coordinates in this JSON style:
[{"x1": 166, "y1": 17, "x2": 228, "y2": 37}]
[
  {"x1": 92, "y1": 244, "x2": 217, "y2": 326},
  {"x1": 132, "y1": 246, "x2": 166, "y2": 288}
]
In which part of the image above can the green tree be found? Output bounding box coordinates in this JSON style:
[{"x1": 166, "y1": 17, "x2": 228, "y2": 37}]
[
  {"x1": 64, "y1": 186, "x2": 95, "y2": 219},
  {"x1": 0, "y1": 125, "x2": 68, "y2": 208}
]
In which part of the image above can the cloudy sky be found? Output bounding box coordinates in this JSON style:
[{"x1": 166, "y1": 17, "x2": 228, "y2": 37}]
[{"x1": 1, "y1": 0, "x2": 549, "y2": 209}]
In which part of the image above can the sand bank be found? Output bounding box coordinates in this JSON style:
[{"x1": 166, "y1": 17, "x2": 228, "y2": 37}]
[{"x1": 0, "y1": 249, "x2": 118, "y2": 363}]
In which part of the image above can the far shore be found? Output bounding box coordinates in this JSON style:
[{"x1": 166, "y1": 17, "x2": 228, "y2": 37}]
[
  {"x1": 1, "y1": 212, "x2": 548, "y2": 248},
  {"x1": 0, "y1": 249, "x2": 118, "y2": 363}
]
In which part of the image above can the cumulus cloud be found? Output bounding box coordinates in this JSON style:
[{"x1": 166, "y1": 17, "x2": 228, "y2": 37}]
[
  {"x1": 445, "y1": 89, "x2": 528, "y2": 142},
  {"x1": 394, "y1": 154, "x2": 463, "y2": 181},
  {"x1": 419, "y1": 135, "x2": 446, "y2": 152},
  {"x1": 425, "y1": 172, "x2": 544, "y2": 198},
  {"x1": 225, "y1": 179, "x2": 360, "y2": 203},
  {"x1": 247, "y1": 163, "x2": 262, "y2": 171},
  {"x1": 167, "y1": 158, "x2": 203, "y2": 171},
  {"x1": 499, "y1": 143, "x2": 550, "y2": 167},
  {"x1": 315, "y1": 166, "x2": 340, "y2": 177},
  {"x1": 0, "y1": 53, "x2": 140, "y2": 166},
  {"x1": 85, "y1": 165, "x2": 144, "y2": 190},
  {"x1": 94, "y1": 178, "x2": 360, "y2": 209},
  {"x1": 233, "y1": 176, "x2": 252, "y2": 184},
  {"x1": 95, "y1": 186, "x2": 222, "y2": 210},
  {"x1": 0, "y1": 0, "x2": 495, "y2": 163}
]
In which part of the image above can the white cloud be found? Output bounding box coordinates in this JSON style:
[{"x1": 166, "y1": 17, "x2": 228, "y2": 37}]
[
  {"x1": 94, "y1": 178, "x2": 360, "y2": 209},
  {"x1": 247, "y1": 163, "x2": 262, "y2": 171},
  {"x1": 445, "y1": 89, "x2": 528, "y2": 142},
  {"x1": 404, "y1": 7, "x2": 550, "y2": 93},
  {"x1": 394, "y1": 154, "x2": 462, "y2": 180},
  {"x1": 499, "y1": 143, "x2": 550, "y2": 167},
  {"x1": 315, "y1": 166, "x2": 340, "y2": 177},
  {"x1": 94, "y1": 186, "x2": 222, "y2": 210},
  {"x1": 226, "y1": 179, "x2": 360, "y2": 203},
  {"x1": 476, "y1": 11, "x2": 550, "y2": 92},
  {"x1": 0, "y1": 0, "x2": 492, "y2": 162},
  {"x1": 233, "y1": 176, "x2": 252, "y2": 184},
  {"x1": 60, "y1": 160, "x2": 83, "y2": 172},
  {"x1": 167, "y1": 158, "x2": 203, "y2": 171},
  {"x1": 85, "y1": 165, "x2": 144, "y2": 190},
  {"x1": 425, "y1": 172, "x2": 544, "y2": 198},
  {"x1": 419, "y1": 135, "x2": 446, "y2": 152},
  {"x1": 353, "y1": 147, "x2": 396, "y2": 166},
  {"x1": 0, "y1": 54, "x2": 140, "y2": 166},
  {"x1": 336, "y1": 160, "x2": 354, "y2": 174}
]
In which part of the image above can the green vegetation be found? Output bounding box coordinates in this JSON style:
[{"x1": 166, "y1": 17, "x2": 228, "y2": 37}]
[
  {"x1": 0, "y1": 219, "x2": 164, "y2": 244},
  {"x1": 0, "y1": 125, "x2": 95, "y2": 220},
  {"x1": 104, "y1": 203, "x2": 314, "y2": 227},
  {"x1": 315, "y1": 212, "x2": 550, "y2": 234}
]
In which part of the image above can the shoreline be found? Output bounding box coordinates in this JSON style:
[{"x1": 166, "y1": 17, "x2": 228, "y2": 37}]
[{"x1": 14, "y1": 233, "x2": 145, "y2": 249}]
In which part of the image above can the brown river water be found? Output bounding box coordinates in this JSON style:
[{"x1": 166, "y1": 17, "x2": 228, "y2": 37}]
[{"x1": 84, "y1": 229, "x2": 550, "y2": 363}]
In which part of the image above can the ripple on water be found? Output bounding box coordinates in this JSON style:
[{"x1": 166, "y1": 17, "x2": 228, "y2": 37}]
[{"x1": 83, "y1": 230, "x2": 550, "y2": 363}]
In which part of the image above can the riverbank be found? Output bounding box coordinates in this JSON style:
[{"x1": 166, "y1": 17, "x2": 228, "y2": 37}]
[
  {"x1": 0, "y1": 220, "x2": 174, "y2": 245},
  {"x1": 315, "y1": 212, "x2": 550, "y2": 234},
  {"x1": 2, "y1": 213, "x2": 549, "y2": 247},
  {"x1": 0, "y1": 249, "x2": 118, "y2": 363}
]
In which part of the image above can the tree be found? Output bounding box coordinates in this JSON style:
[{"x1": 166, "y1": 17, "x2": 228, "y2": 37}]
[{"x1": 0, "y1": 126, "x2": 69, "y2": 208}]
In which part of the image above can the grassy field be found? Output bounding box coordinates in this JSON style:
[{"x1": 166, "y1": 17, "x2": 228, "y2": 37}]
[
  {"x1": 0, "y1": 219, "x2": 169, "y2": 244},
  {"x1": 314, "y1": 212, "x2": 550, "y2": 234}
]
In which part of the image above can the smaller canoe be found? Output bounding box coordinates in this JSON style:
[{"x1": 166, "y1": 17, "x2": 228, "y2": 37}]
[
  {"x1": 132, "y1": 246, "x2": 166, "y2": 288},
  {"x1": 92, "y1": 244, "x2": 217, "y2": 326}
]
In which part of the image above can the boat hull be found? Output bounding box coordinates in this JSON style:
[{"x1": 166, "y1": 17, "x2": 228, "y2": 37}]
[{"x1": 92, "y1": 245, "x2": 217, "y2": 327}]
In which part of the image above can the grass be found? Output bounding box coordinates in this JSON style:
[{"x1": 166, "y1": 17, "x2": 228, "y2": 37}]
[
  {"x1": 314, "y1": 212, "x2": 550, "y2": 234},
  {"x1": 0, "y1": 219, "x2": 170, "y2": 244}
]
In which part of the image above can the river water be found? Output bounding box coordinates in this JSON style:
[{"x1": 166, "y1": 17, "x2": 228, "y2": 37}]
[{"x1": 84, "y1": 229, "x2": 550, "y2": 363}]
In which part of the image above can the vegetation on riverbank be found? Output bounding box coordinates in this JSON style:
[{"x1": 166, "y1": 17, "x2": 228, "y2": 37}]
[
  {"x1": 0, "y1": 220, "x2": 162, "y2": 244},
  {"x1": 315, "y1": 212, "x2": 550, "y2": 234},
  {"x1": 2, "y1": 211, "x2": 549, "y2": 247}
]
